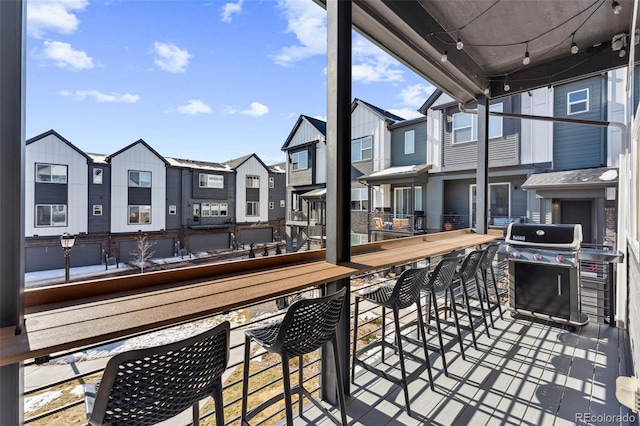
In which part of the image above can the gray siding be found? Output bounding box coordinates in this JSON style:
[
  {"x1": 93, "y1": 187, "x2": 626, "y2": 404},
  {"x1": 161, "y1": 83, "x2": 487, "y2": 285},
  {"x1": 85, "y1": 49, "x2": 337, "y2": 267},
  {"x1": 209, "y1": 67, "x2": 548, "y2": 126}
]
[
  {"x1": 128, "y1": 187, "x2": 151, "y2": 205},
  {"x1": 184, "y1": 169, "x2": 235, "y2": 226},
  {"x1": 88, "y1": 165, "x2": 110, "y2": 233},
  {"x1": 288, "y1": 146, "x2": 315, "y2": 186},
  {"x1": 34, "y1": 182, "x2": 67, "y2": 204},
  {"x1": 192, "y1": 171, "x2": 232, "y2": 199},
  {"x1": 241, "y1": 228, "x2": 273, "y2": 244},
  {"x1": 189, "y1": 233, "x2": 229, "y2": 252},
  {"x1": 442, "y1": 97, "x2": 520, "y2": 171},
  {"x1": 391, "y1": 123, "x2": 427, "y2": 167},
  {"x1": 269, "y1": 172, "x2": 286, "y2": 220},
  {"x1": 165, "y1": 167, "x2": 182, "y2": 230},
  {"x1": 119, "y1": 237, "x2": 174, "y2": 262},
  {"x1": 26, "y1": 242, "x2": 101, "y2": 272},
  {"x1": 553, "y1": 76, "x2": 606, "y2": 170}
]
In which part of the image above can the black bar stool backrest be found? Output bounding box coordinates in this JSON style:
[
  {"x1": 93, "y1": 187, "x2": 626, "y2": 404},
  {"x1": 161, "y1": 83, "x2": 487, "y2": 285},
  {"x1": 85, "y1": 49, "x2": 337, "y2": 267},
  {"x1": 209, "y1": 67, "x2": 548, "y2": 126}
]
[
  {"x1": 479, "y1": 242, "x2": 500, "y2": 271},
  {"x1": 272, "y1": 287, "x2": 346, "y2": 357},
  {"x1": 88, "y1": 320, "x2": 230, "y2": 426},
  {"x1": 392, "y1": 268, "x2": 429, "y2": 310},
  {"x1": 428, "y1": 257, "x2": 460, "y2": 293},
  {"x1": 459, "y1": 250, "x2": 485, "y2": 281}
]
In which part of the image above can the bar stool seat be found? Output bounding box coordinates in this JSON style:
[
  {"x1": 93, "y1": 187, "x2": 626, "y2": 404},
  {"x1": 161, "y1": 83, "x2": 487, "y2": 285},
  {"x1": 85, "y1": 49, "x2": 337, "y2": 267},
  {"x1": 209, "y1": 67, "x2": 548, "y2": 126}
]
[
  {"x1": 351, "y1": 268, "x2": 434, "y2": 416},
  {"x1": 241, "y1": 288, "x2": 348, "y2": 426},
  {"x1": 84, "y1": 320, "x2": 230, "y2": 426}
]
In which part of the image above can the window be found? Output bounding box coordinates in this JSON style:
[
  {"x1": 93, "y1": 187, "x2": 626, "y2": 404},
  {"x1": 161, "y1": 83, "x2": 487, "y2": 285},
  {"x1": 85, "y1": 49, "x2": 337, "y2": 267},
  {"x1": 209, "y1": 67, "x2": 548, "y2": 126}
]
[
  {"x1": 247, "y1": 201, "x2": 260, "y2": 216},
  {"x1": 269, "y1": 177, "x2": 275, "y2": 188},
  {"x1": 291, "y1": 151, "x2": 308, "y2": 170},
  {"x1": 470, "y1": 183, "x2": 511, "y2": 226},
  {"x1": 36, "y1": 163, "x2": 67, "y2": 183},
  {"x1": 394, "y1": 187, "x2": 422, "y2": 217},
  {"x1": 128, "y1": 171, "x2": 151, "y2": 188},
  {"x1": 280, "y1": 199, "x2": 285, "y2": 208},
  {"x1": 201, "y1": 203, "x2": 211, "y2": 217},
  {"x1": 168, "y1": 205, "x2": 177, "y2": 215},
  {"x1": 219, "y1": 203, "x2": 228, "y2": 216},
  {"x1": 567, "y1": 88, "x2": 589, "y2": 115},
  {"x1": 193, "y1": 204, "x2": 200, "y2": 221},
  {"x1": 93, "y1": 168, "x2": 103, "y2": 184},
  {"x1": 246, "y1": 175, "x2": 260, "y2": 188},
  {"x1": 269, "y1": 202, "x2": 274, "y2": 209},
  {"x1": 93, "y1": 205, "x2": 103, "y2": 216},
  {"x1": 129, "y1": 205, "x2": 151, "y2": 224},
  {"x1": 36, "y1": 204, "x2": 66, "y2": 226},
  {"x1": 351, "y1": 136, "x2": 372, "y2": 161},
  {"x1": 452, "y1": 103, "x2": 503, "y2": 143},
  {"x1": 199, "y1": 173, "x2": 224, "y2": 188},
  {"x1": 404, "y1": 130, "x2": 415, "y2": 154},
  {"x1": 350, "y1": 188, "x2": 369, "y2": 210}
]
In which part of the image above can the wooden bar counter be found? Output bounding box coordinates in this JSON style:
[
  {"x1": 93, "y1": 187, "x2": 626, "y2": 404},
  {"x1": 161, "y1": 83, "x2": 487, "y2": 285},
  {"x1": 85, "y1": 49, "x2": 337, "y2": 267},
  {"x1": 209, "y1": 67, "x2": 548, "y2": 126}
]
[{"x1": 0, "y1": 229, "x2": 501, "y2": 366}]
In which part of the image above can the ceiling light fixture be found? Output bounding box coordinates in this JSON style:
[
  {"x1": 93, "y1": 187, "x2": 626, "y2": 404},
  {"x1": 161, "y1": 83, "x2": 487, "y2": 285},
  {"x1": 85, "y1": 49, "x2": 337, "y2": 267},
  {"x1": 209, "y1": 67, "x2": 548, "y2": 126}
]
[
  {"x1": 441, "y1": 49, "x2": 448, "y2": 62},
  {"x1": 456, "y1": 30, "x2": 464, "y2": 50},
  {"x1": 571, "y1": 34, "x2": 579, "y2": 54},
  {"x1": 611, "y1": 0, "x2": 622, "y2": 14},
  {"x1": 619, "y1": 48, "x2": 627, "y2": 57},
  {"x1": 522, "y1": 44, "x2": 530, "y2": 65},
  {"x1": 504, "y1": 77, "x2": 510, "y2": 92}
]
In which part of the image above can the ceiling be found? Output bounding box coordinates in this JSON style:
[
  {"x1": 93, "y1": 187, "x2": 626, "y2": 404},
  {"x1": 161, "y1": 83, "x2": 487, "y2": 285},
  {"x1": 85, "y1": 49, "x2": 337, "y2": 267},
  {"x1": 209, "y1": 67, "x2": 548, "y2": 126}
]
[{"x1": 317, "y1": 0, "x2": 638, "y2": 104}]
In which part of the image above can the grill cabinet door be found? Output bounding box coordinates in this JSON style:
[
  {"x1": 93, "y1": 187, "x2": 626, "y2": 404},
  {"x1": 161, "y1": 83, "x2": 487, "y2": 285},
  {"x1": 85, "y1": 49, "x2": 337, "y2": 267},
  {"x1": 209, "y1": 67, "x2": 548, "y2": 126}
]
[{"x1": 513, "y1": 263, "x2": 571, "y2": 319}]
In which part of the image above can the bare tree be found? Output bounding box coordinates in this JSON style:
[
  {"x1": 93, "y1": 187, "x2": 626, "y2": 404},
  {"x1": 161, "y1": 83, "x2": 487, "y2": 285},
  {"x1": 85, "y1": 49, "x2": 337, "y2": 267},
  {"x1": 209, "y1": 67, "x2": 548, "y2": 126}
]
[{"x1": 130, "y1": 233, "x2": 157, "y2": 273}]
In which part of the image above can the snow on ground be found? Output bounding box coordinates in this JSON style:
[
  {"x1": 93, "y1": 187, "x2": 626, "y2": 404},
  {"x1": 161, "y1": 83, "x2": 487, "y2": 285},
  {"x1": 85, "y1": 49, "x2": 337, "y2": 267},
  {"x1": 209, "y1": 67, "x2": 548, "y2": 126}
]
[{"x1": 24, "y1": 390, "x2": 62, "y2": 413}]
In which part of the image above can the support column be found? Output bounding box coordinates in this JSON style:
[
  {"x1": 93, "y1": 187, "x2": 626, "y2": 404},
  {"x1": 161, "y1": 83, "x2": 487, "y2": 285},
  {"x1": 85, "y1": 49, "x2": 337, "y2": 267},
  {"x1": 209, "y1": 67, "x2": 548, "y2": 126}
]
[
  {"x1": 476, "y1": 96, "x2": 489, "y2": 234},
  {"x1": 323, "y1": 0, "x2": 351, "y2": 402},
  {"x1": 0, "y1": 0, "x2": 26, "y2": 424}
]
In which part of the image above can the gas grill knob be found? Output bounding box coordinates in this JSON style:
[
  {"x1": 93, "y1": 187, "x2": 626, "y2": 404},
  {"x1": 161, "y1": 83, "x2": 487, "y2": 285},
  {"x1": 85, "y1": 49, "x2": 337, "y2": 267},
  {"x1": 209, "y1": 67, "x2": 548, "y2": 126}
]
[
  {"x1": 533, "y1": 253, "x2": 542, "y2": 261},
  {"x1": 556, "y1": 255, "x2": 564, "y2": 263}
]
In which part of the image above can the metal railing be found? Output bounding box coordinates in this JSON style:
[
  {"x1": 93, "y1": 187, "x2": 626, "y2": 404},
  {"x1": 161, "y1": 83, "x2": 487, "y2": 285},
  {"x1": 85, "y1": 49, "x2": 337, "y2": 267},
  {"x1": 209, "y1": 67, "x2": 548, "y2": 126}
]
[{"x1": 368, "y1": 213, "x2": 424, "y2": 233}]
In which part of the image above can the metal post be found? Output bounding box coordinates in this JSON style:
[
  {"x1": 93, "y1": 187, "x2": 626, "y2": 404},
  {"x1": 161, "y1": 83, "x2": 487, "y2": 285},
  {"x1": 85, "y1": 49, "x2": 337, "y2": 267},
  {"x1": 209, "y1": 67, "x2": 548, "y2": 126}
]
[
  {"x1": 476, "y1": 96, "x2": 489, "y2": 234},
  {"x1": 64, "y1": 248, "x2": 71, "y2": 283},
  {"x1": 324, "y1": 0, "x2": 352, "y2": 402},
  {"x1": 0, "y1": 0, "x2": 26, "y2": 423}
]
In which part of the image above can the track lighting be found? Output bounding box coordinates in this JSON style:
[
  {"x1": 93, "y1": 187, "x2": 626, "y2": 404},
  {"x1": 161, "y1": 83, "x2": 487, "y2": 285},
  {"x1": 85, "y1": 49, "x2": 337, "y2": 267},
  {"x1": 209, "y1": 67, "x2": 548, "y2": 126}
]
[
  {"x1": 611, "y1": 0, "x2": 622, "y2": 14},
  {"x1": 441, "y1": 49, "x2": 448, "y2": 62}
]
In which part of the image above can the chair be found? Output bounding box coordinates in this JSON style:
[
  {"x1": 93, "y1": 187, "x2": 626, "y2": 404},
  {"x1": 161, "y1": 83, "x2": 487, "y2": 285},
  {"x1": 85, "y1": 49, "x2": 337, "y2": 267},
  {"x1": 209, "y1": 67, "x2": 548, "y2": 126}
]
[
  {"x1": 372, "y1": 217, "x2": 384, "y2": 229},
  {"x1": 351, "y1": 268, "x2": 434, "y2": 416},
  {"x1": 450, "y1": 250, "x2": 491, "y2": 350},
  {"x1": 84, "y1": 320, "x2": 230, "y2": 426},
  {"x1": 422, "y1": 257, "x2": 467, "y2": 377},
  {"x1": 241, "y1": 288, "x2": 348, "y2": 426},
  {"x1": 478, "y1": 242, "x2": 504, "y2": 327}
]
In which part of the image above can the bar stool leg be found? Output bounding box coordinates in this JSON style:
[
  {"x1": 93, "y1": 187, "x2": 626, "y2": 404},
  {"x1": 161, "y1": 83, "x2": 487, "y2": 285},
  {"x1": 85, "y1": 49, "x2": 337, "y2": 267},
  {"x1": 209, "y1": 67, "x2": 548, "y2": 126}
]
[
  {"x1": 459, "y1": 279, "x2": 479, "y2": 350},
  {"x1": 331, "y1": 336, "x2": 348, "y2": 426},
  {"x1": 430, "y1": 290, "x2": 448, "y2": 377},
  {"x1": 298, "y1": 355, "x2": 304, "y2": 417},
  {"x1": 241, "y1": 334, "x2": 251, "y2": 425},
  {"x1": 449, "y1": 287, "x2": 466, "y2": 361},
  {"x1": 393, "y1": 306, "x2": 412, "y2": 416},
  {"x1": 381, "y1": 306, "x2": 387, "y2": 363},
  {"x1": 473, "y1": 275, "x2": 491, "y2": 338},
  {"x1": 281, "y1": 354, "x2": 294, "y2": 426},
  {"x1": 351, "y1": 296, "x2": 360, "y2": 385},
  {"x1": 490, "y1": 265, "x2": 504, "y2": 320},
  {"x1": 415, "y1": 299, "x2": 435, "y2": 390},
  {"x1": 212, "y1": 377, "x2": 224, "y2": 426},
  {"x1": 481, "y1": 269, "x2": 496, "y2": 329}
]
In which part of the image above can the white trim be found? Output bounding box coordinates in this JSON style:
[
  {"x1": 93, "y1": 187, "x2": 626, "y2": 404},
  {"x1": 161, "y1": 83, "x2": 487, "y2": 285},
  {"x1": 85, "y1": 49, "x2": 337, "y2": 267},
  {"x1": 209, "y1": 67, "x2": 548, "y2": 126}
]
[{"x1": 566, "y1": 88, "x2": 589, "y2": 115}]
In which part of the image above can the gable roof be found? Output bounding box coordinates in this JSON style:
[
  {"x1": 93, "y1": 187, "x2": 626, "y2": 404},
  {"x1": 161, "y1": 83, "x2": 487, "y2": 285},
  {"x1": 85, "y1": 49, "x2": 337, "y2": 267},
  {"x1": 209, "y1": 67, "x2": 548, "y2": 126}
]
[
  {"x1": 225, "y1": 153, "x2": 269, "y2": 171},
  {"x1": 522, "y1": 167, "x2": 618, "y2": 190},
  {"x1": 106, "y1": 139, "x2": 169, "y2": 165},
  {"x1": 26, "y1": 129, "x2": 93, "y2": 163},
  {"x1": 418, "y1": 89, "x2": 443, "y2": 115},
  {"x1": 165, "y1": 157, "x2": 231, "y2": 172},
  {"x1": 282, "y1": 114, "x2": 327, "y2": 150},
  {"x1": 352, "y1": 98, "x2": 405, "y2": 123},
  {"x1": 269, "y1": 162, "x2": 286, "y2": 174}
]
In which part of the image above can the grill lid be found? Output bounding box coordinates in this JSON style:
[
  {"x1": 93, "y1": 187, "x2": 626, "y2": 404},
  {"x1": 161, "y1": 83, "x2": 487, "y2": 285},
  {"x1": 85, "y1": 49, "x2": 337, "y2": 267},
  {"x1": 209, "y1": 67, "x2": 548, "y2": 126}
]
[{"x1": 505, "y1": 223, "x2": 583, "y2": 250}]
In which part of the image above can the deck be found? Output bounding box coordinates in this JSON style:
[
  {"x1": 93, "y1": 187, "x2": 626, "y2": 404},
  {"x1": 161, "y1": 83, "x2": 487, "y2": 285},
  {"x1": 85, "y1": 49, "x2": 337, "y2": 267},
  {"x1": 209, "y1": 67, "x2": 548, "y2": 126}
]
[{"x1": 299, "y1": 315, "x2": 633, "y2": 425}]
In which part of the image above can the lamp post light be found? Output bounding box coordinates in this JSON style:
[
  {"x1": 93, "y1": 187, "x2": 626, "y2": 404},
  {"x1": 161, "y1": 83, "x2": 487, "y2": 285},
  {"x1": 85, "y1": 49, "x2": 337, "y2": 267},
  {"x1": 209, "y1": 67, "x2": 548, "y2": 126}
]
[{"x1": 60, "y1": 233, "x2": 76, "y2": 283}]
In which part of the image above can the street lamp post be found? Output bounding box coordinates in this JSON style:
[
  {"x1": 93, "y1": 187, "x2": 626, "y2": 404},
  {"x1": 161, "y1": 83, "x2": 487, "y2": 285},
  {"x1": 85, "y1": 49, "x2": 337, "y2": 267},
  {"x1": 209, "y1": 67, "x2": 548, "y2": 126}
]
[{"x1": 60, "y1": 233, "x2": 76, "y2": 283}]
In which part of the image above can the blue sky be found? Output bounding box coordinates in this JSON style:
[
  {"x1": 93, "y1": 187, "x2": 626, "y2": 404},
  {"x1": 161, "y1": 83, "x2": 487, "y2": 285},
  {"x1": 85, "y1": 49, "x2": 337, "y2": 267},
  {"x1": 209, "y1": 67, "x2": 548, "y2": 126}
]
[{"x1": 26, "y1": 0, "x2": 435, "y2": 165}]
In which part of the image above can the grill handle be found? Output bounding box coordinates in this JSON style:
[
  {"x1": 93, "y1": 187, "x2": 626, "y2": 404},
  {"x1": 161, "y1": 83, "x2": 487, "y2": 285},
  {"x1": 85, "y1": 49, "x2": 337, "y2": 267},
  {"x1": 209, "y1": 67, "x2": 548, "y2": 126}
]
[{"x1": 557, "y1": 274, "x2": 562, "y2": 295}]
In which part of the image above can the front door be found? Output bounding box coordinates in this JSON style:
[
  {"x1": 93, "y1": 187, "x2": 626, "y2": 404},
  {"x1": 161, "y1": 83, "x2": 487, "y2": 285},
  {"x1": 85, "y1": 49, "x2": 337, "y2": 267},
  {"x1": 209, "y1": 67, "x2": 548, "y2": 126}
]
[{"x1": 561, "y1": 200, "x2": 593, "y2": 244}]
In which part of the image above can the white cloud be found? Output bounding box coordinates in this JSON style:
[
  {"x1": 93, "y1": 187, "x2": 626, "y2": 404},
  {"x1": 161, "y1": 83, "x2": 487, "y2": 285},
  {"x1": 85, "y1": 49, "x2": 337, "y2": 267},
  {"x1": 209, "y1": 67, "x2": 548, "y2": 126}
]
[
  {"x1": 60, "y1": 89, "x2": 140, "y2": 103},
  {"x1": 399, "y1": 83, "x2": 435, "y2": 107},
  {"x1": 387, "y1": 108, "x2": 422, "y2": 120},
  {"x1": 41, "y1": 41, "x2": 94, "y2": 71},
  {"x1": 223, "y1": 102, "x2": 269, "y2": 117},
  {"x1": 27, "y1": 0, "x2": 88, "y2": 39},
  {"x1": 177, "y1": 99, "x2": 212, "y2": 115},
  {"x1": 221, "y1": 0, "x2": 244, "y2": 23},
  {"x1": 352, "y1": 36, "x2": 404, "y2": 84},
  {"x1": 271, "y1": 0, "x2": 327, "y2": 66},
  {"x1": 153, "y1": 42, "x2": 192, "y2": 73}
]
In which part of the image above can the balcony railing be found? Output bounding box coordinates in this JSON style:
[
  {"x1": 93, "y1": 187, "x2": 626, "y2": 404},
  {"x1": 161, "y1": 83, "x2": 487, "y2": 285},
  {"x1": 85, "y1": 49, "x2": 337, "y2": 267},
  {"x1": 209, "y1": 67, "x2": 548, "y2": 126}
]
[{"x1": 368, "y1": 213, "x2": 425, "y2": 234}]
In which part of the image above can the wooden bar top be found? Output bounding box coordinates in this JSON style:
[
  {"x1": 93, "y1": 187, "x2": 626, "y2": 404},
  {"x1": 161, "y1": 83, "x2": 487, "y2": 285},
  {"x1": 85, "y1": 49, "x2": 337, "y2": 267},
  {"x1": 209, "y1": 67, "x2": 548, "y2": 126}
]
[{"x1": 0, "y1": 229, "x2": 501, "y2": 366}]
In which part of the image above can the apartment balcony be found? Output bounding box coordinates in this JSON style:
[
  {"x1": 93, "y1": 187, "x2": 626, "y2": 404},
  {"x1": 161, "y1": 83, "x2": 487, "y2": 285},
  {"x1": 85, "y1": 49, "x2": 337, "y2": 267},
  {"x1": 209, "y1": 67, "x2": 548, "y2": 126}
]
[{"x1": 3, "y1": 230, "x2": 632, "y2": 425}]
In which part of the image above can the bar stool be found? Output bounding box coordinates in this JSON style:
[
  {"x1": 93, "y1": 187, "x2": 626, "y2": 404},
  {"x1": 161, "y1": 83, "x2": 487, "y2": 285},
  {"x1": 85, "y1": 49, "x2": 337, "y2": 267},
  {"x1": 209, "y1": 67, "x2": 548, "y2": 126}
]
[
  {"x1": 351, "y1": 268, "x2": 434, "y2": 416},
  {"x1": 241, "y1": 288, "x2": 347, "y2": 426},
  {"x1": 478, "y1": 242, "x2": 504, "y2": 327},
  {"x1": 450, "y1": 250, "x2": 491, "y2": 349},
  {"x1": 423, "y1": 257, "x2": 467, "y2": 377},
  {"x1": 84, "y1": 320, "x2": 230, "y2": 426}
]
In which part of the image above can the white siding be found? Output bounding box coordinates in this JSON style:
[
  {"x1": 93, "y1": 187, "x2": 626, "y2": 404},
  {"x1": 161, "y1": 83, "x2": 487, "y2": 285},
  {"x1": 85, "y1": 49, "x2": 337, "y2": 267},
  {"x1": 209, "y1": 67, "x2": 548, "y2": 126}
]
[
  {"x1": 607, "y1": 68, "x2": 625, "y2": 167},
  {"x1": 286, "y1": 119, "x2": 326, "y2": 185},
  {"x1": 315, "y1": 140, "x2": 327, "y2": 184},
  {"x1": 520, "y1": 88, "x2": 553, "y2": 164},
  {"x1": 110, "y1": 143, "x2": 166, "y2": 233},
  {"x1": 25, "y1": 134, "x2": 88, "y2": 236},
  {"x1": 352, "y1": 102, "x2": 391, "y2": 171},
  {"x1": 235, "y1": 156, "x2": 269, "y2": 223},
  {"x1": 288, "y1": 120, "x2": 323, "y2": 148}
]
